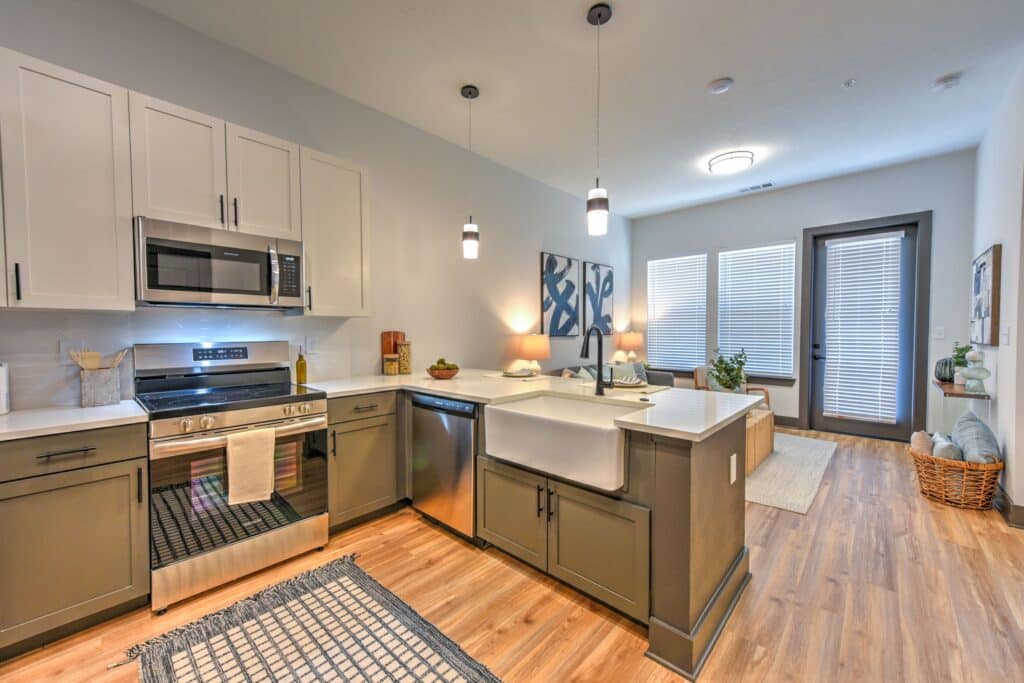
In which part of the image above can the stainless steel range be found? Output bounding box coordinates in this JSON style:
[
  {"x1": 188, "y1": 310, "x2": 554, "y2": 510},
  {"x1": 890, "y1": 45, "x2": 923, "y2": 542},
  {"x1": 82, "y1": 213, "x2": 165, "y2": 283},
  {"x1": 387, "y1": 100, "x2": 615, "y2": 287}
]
[{"x1": 133, "y1": 341, "x2": 328, "y2": 612}]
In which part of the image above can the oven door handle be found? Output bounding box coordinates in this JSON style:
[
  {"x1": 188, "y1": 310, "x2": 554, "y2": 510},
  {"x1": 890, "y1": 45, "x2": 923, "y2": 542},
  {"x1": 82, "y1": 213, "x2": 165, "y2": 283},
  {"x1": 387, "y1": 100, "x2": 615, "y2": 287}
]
[{"x1": 150, "y1": 415, "x2": 327, "y2": 460}]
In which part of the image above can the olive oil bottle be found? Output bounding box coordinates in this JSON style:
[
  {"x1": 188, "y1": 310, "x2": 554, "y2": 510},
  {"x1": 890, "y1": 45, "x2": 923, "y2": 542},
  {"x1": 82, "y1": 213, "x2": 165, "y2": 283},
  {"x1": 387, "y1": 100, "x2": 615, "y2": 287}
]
[{"x1": 295, "y1": 346, "x2": 308, "y2": 385}]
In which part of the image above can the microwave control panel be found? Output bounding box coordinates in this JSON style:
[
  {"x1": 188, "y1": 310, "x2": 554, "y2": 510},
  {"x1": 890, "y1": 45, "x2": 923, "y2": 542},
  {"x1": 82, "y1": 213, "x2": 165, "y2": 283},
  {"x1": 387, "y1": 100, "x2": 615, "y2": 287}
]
[{"x1": 279, "y1": 254, "x2": 301, "y2": 298}]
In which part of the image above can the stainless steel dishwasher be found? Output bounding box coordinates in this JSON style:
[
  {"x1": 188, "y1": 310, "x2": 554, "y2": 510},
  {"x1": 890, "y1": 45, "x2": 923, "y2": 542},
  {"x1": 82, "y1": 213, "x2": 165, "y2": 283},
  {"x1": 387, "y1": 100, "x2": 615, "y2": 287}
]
[{"x1": 411, "y1": 393, "x2": 478, "y2": 538}]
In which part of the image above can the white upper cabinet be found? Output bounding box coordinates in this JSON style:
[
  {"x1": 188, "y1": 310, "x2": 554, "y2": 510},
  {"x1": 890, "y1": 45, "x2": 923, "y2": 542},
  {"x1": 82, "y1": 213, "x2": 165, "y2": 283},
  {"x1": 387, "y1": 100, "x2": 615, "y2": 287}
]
[
  {"x1": 227, "y1": 123, "x2": 301, "y2": 240},
  {"x1": 0, "y1": 48, "x2": 134, "y2": 311},
  {"x1": 300, "y1": 148, "x2": 369, "y2": 317},
  {"x1": 129, "y1": 93, "x2": 228, "y2": 229}
]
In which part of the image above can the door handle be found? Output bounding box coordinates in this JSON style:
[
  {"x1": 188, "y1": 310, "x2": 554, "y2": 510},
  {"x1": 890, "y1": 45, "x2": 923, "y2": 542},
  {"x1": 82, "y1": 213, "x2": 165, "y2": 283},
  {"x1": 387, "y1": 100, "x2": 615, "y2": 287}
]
[
  {"x1": 307, "y1": 286, "x2": 313, "y2": 311},
  {"x1": 268, "y1": 245, "x2": 280, "y2": 305},
  {"x1": 219, "y1": 194, "x2": 226, "y2": 225},
  {"x1": 137, "y1": 466, "x2": 143, "y2": 503},
  {"x1": 536, "y1": 485, "x2": 544, "y2": 517},
  {"x1": 233, "y1": 197, "x2": 240, "y2": 227},
  {"x1": 354, "y1": 403, "x2": 380, "y2": 412},
  {"x1": 813, "y1": 354, "x2": 826, "y2": 361},
  {"x1": 14, "y1": 263, "x2": 22, "y2": 300},
  {"x1": 331, "y1": 430, "x2": 337, "y2": 458},
  {"x1": 546, "y1": 488, "x2": 555, "y2": 521}
]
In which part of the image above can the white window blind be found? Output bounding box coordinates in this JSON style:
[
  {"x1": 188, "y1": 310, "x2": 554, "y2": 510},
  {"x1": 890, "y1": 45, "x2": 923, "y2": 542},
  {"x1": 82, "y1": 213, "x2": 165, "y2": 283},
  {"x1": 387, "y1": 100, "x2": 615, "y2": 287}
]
[
  {"x1": 647, "y1": 254, "x2": 707, "y2": 371},
  {"x1": 718, "y1": 243, "x2": 795, "y2": 377},
  {"x1": 822, "y1": 233, "x2": 903, "y2": 423}
]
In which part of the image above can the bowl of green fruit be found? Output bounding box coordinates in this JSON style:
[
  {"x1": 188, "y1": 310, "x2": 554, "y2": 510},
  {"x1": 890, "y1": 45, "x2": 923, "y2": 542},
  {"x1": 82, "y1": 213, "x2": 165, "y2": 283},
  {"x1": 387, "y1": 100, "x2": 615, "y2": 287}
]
[{"x1": 427, "y1": 358, "x2": 460, "y2": 380}]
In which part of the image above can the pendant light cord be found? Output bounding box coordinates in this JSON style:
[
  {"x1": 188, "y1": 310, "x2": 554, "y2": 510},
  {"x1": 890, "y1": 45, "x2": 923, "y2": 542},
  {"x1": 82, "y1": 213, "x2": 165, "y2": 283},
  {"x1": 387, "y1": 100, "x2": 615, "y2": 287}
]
[
  {"x1": 595, "y1": 19, "x2": 601, "y2": 186},
  {"x1": 468, "y1": 96, "x2": 473, "y2": 154}
]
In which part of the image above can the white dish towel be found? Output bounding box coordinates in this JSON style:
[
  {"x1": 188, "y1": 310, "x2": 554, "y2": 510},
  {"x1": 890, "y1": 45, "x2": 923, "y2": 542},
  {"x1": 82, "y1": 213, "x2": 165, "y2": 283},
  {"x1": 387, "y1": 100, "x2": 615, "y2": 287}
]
[{"x1": 227, "y1": 428, "x2": 276, "y2": 505}]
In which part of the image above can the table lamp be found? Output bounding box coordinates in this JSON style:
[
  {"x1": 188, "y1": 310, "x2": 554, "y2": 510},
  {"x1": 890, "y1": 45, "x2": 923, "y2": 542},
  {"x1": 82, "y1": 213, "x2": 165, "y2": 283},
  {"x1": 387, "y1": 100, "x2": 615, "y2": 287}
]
[
  {"x1": 516, "y1": 334, "x2": 551, "y2": 376},
  {"x1": 618, "y1": 331, "x2": 643, "y2": 362}
]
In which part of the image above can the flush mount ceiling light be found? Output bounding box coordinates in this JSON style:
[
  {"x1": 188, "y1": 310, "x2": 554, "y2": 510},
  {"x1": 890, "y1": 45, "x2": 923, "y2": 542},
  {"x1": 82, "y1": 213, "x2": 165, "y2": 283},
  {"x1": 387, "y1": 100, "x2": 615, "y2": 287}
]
[
  {"x1": 932, "y1": 71, "x2": 963, "y2": 92},
  {"x1": 707, "y1": 77, "x2": 734, "y2": 95},
  {"x1": 586, "y1": 3, "x2": 612, "y2": 237},
  {"x1": 460, "y1": 84, "x2": 480, "y2": 259},
  {"x1": 708, "y1": 150, "x2": 755, "y2": 175}
]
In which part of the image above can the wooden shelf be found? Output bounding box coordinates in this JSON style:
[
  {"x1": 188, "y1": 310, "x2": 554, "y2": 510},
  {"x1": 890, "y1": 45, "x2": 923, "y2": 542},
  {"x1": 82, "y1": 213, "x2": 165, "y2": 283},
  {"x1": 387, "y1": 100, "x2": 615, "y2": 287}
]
[{"x1": 932, "y1": 379, "x2": 990, "y2": 400}]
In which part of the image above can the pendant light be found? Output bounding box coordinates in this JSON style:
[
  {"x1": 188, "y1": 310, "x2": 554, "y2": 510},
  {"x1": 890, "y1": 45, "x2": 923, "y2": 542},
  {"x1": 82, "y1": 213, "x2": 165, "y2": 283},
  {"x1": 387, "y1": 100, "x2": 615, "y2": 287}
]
[
  {"x1": 586, "y1": 3, "x2": 611, "y2": 236},
  {"x1": 461, "y1": 84, "x2": 480, "y2": 259}
]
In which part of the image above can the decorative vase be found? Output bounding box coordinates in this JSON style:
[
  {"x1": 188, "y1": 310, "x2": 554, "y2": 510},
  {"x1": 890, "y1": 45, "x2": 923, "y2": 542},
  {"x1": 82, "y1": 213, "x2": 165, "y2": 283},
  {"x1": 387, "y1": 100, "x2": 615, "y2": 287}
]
[
  {"x1": 954, "y1": 370, "x2": 966, "y2": 385},
  {"x1": 934, "y1": 357, "x2": 955, "y2": 382},
  {"x1": 962, "y1": 350, "x2": 990, "y2": 394}
]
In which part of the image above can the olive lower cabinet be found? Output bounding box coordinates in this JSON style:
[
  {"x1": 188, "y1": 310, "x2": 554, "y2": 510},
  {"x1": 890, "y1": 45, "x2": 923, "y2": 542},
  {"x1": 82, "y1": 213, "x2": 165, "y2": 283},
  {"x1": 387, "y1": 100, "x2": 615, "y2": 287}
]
[{"x1": 476, "y1": 455, "x2": 650, "y2": 622}]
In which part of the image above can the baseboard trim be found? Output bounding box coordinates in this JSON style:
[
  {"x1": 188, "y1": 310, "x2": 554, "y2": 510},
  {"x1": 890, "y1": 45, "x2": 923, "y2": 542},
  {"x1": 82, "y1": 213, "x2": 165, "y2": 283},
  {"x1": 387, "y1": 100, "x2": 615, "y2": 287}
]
[
  {"x1": 774, "y1": 415, "x2": 800, "y2": 428},
  {"x1": 994, "y1": 485, "x2": 1024, "y2": 529}
]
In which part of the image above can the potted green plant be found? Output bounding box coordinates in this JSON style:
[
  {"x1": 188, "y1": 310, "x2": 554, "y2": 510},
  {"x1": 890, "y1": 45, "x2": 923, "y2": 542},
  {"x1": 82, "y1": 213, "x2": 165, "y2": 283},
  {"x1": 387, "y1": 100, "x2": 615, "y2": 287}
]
[
  {"x1": 952, "y1": 341, "x2": 972, "y2": 385},
  {"x1": 708, "y1": 349, "x2": 748, "y2": 393}
]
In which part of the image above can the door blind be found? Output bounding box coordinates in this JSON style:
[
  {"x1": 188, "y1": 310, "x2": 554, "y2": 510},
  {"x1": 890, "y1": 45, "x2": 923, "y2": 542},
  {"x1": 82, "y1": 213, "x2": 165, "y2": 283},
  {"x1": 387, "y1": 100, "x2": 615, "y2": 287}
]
[
  {"x1": 717, "y1": 243, "x2": 795, "y2": 377},
  {"x1": 647, "y1": 254, "x2": 707, "y2": 371},
  {"x1": 822, "y1": 233, "x2": 903, "y2": 423}
]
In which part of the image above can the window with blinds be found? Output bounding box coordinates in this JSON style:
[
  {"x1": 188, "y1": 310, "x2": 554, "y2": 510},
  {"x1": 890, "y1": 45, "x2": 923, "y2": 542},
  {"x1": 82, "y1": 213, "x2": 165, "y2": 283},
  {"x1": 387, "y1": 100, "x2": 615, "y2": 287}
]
[
  {"x1": 646, "y1": 254, "x2": 707, "y2": 371},
  {"x1": 821, "y1": 233, "x2": 903, "y2": 423},
  {"x1": 717, "y1": 243, "x2": 796, "y2": 377}
]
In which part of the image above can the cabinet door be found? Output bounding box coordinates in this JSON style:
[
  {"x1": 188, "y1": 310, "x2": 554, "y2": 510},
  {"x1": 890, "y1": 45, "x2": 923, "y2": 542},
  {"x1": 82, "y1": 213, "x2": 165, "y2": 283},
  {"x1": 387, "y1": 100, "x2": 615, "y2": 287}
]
[
  {"x1": 300, "y1": 147, "x2": 370, "y2": 316},
  {"x1": 0, "y1": 459, "x2": 148, "y2": 650},
  {"x1": 0, "y1": 48, "x2": 134, "y2": 310},
  {"x1": 329, "y1": 415, "x2": 397, "y2": 526},
  {"x1": 548, "y1": 480, "x2": 650, "y2": 622},
  {"x1": 226, "y1": 123, "x2": 301, "y2": 239},
  {"x1": 476, "y1": 456, "x2": 548, "y2": 571},
  {"x1": 129, "y1": 92, "x2": 228, "y2": 229}
]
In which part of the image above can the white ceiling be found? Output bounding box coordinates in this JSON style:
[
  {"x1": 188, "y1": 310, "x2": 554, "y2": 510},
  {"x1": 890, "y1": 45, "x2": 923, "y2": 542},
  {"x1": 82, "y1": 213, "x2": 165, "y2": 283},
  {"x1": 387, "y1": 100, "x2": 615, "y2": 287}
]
[{"x1": 132, "y1": 0, "x2": 1024, "y2": 217}]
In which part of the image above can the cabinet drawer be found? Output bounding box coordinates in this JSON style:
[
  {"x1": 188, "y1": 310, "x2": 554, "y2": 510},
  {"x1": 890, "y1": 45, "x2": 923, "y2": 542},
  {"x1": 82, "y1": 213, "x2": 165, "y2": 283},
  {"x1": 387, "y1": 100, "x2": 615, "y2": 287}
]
[
  {"x1": 0, "y1": 424, "x2": 147, "y2": 484},
  {"x1": 328, "y1": 392, "x2": 396, "y2": 423}
]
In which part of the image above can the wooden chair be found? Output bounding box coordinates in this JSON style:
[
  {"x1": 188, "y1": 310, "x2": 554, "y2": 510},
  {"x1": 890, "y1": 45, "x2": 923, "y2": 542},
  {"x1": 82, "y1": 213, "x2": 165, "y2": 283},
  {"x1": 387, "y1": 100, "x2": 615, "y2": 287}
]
[
  {"x1": 693, "y1": 366, "x2": 774, "y2": 474},
  {"x1": 692, "y1": 366, "x2": 771, "y2": 409}
]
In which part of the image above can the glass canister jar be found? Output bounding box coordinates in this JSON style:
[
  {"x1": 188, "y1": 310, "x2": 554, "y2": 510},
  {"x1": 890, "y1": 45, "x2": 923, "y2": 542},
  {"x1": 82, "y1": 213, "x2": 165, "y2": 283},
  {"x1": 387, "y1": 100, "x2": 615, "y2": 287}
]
[
  {"x1": 397, "y1": 341, "x2": 412, "y2": 375},
  {"x1": 382, "y1": 354, "x2": 400, "y2": 376}
]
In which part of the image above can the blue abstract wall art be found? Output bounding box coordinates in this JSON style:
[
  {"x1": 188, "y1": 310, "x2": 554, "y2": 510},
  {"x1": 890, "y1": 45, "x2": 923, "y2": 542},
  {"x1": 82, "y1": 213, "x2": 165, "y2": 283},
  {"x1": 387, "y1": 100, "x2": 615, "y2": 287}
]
[
  {"x1": 540, "y1": 252, "x2": 580, "y2": 337},
  {"x1": 584, "y1": 261, "x2": 614, "y2": 334}
]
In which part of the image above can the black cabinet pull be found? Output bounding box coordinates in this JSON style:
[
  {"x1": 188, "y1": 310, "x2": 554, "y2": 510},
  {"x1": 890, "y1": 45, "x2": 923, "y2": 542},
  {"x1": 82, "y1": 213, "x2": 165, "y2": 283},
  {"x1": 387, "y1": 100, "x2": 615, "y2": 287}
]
[
  {"x1": 307, "y1": 286, "x2": 313, "y2": 311},
  {"x1": 536, "y1": 485, "x2": 544, "y2": 517},
  {"x1": 137, "y1": 467, "x2": 143, "y2": 503},
  {"x1": 354, "y1": 403, "x2": 379, "y2": 412},
  {"x1": 14, "y1": 263, "x2": 22, "y2": 300},
  {"x1": 547, "y1": 488, "x2": 555, "y2": 521},
  {"x1": 36, "y1": 446, "x2": 96, "y2": 460},
  {"x1": 331, "y1": 430, "x2": 337, "y2": 458},
  {"x1": 219, "y1": 194, "x2": 225, "y2": 225},
  {"x1": 233, "y1": 197, "x2": 240, "y2": 227}
]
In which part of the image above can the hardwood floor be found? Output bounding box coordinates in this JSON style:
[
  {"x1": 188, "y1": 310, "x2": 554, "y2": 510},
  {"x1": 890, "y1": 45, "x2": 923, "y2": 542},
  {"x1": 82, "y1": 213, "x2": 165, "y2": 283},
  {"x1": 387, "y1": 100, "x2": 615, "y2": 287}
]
[{"x1": 2, "y1": 430, "x2": 1022, "y2": 682}]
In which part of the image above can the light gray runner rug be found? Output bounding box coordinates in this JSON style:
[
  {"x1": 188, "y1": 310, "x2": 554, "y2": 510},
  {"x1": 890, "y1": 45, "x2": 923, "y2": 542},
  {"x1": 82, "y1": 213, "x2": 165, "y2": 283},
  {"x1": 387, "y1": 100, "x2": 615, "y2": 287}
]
[
  {"x1": 746, "y1": 433, "x2": 837, "y2": 514},
  {"x1": 128, "y1": 555, "x2": 500, "y2": 683}
]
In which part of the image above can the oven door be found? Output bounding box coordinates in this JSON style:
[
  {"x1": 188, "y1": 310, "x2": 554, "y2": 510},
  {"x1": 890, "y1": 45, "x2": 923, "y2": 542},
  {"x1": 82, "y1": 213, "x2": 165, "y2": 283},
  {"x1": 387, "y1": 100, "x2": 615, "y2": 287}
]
[
  {"x1": 136, "y1": 217, "x2": 282, "y2": 307},
  {"x1": 148, "y1": 416, "x2": 328, "y2": 571}
]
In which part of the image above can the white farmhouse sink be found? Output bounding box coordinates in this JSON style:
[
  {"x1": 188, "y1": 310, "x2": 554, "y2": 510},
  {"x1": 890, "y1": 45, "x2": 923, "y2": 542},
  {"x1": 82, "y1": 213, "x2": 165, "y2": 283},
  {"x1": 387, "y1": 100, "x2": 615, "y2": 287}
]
[{"x1": 484, "y1": 395, "x2": 647, "y2": 491}]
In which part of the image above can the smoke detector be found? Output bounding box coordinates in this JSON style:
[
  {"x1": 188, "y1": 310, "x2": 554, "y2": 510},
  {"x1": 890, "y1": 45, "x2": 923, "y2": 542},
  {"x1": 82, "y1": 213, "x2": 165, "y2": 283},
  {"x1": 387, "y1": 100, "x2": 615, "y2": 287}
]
[{"x1": 707, "y1": 77, "x2": 734, "y2": 95}]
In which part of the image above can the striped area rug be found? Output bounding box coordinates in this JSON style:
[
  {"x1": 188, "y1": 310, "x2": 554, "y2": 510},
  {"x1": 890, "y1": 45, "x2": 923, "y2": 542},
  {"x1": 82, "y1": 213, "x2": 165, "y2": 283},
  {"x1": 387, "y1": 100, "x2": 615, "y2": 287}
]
[{"x1": 128, "y1": 556, "x2": 500, "y2": 682}]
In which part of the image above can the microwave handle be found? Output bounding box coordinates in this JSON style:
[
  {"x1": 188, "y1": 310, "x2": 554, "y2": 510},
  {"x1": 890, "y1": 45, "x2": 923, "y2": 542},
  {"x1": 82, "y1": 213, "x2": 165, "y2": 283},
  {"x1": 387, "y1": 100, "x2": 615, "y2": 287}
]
[
  {"x1": 268, "y1": 244, "x2": 280, "y2": 305},
  {"x1": 150, "y1": 415, "x2": 327, "y2": 460}
]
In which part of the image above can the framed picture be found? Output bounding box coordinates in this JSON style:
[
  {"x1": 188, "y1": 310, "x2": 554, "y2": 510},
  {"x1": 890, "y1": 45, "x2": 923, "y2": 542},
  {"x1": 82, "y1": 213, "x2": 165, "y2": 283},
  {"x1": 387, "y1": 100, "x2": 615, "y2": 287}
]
[
  {"x1": 583, "y1": 261, "x2": 614, "y2": 334},
  {"x1": 540, "y1": 252, "x2": 580, "y2": 337},
  {"x1": 970, "y1": 244, "x2": 1001, "y2": 346}
]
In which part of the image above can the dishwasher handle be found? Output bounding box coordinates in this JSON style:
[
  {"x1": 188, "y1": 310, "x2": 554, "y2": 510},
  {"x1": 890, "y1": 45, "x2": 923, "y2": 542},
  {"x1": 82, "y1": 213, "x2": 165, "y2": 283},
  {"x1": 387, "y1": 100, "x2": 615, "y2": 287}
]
[{"x1": 411, "y1": 393, "x2": 478, "y2": 418}]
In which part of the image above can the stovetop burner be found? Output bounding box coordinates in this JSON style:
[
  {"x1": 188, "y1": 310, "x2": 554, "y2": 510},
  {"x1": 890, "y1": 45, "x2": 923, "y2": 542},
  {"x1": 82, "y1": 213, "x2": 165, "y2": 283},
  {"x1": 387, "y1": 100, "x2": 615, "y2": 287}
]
[{"x1": 136, "y1": 382, "x2": 326, "y2": 420}]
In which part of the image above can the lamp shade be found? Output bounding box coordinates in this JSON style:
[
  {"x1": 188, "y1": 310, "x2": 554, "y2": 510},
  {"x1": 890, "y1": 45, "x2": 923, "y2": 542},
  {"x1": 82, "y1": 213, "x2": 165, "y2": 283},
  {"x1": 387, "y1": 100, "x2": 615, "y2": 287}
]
[
  {"x1": 618, "y1": 331, "x2": 644, "y2": 352},
  {"x1": 517, "y1": 334, "x2": 551, "y2": 361}
]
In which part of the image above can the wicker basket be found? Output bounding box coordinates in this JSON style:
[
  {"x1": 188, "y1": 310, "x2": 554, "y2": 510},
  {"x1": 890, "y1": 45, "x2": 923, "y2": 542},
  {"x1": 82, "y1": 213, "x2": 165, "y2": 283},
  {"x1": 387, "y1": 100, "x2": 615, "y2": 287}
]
[{"x1": 908, "y1": 447, "x2": 1003, "y2": 510}]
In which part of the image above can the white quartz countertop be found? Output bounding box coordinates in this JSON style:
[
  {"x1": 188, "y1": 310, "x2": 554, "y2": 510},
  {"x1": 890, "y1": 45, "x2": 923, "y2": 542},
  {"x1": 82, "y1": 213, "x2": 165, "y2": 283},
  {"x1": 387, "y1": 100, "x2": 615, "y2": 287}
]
[
  {"x1": 0, "y1": 400, "x2": 148, "y2": 442},
  {"x1": 309, "y1": 369, "x2": 762, "y2": 442}
]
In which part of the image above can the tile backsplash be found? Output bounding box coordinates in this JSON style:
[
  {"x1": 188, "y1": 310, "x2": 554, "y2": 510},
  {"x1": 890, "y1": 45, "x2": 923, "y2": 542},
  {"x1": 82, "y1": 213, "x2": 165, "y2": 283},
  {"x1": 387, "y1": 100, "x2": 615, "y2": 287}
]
[{"x1": 0, "y1": 308, "x2": 370, "y2": 410}]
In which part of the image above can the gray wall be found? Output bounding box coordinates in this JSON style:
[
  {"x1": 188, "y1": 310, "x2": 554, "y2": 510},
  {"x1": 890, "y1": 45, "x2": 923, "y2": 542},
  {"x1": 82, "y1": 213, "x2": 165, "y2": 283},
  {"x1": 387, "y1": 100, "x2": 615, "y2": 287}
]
[
  {"x1": 0, "y1": 0, "x2": 630, "y2": 408},
  {"x1": 631, "y1": 149, "x2": 976, "y2": 429},
  {"x1": 972, "y1": 63, "x2": 1024, "y2": 502}
]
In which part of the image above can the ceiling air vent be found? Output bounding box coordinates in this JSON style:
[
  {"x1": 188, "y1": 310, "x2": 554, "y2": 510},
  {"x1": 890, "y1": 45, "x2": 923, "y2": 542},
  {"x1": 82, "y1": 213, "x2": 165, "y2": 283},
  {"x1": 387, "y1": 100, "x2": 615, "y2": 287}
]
[{"x1": 739, "y1": 182, "x2": 774, "y2": 194}]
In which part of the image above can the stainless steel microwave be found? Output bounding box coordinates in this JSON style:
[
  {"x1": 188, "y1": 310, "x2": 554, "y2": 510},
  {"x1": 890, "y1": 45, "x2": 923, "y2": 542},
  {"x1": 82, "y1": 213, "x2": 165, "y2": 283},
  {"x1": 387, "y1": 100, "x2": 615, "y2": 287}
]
[{"x1": 135, "y1": 217, "x2": 303, "y2": 309}]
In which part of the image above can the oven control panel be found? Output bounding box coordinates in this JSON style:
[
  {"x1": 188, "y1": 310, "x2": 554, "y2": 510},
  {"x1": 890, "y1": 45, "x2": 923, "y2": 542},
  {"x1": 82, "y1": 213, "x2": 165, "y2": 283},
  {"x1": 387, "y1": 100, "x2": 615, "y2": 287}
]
[
  {"x1": 193, "y1": 346, "x2": 248, "y2": 362},
  {"x1": 279, "y1": 254, "x2": 301, "y2": 298}
]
